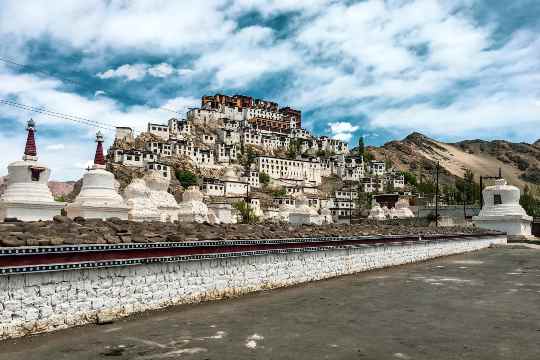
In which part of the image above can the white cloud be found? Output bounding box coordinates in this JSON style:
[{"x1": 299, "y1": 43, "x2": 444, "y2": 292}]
[
  {"x1": 148, "y1": 63, "x2": 175, "y2": 78},
  {"x1": 0, "y1": 1, "x2": 235, "y2": 53},
  {"x1": 195, "y1": 26, "x2": 301, "y2": 88},
  {"x1": 97, "y1": 63, "x2": 184, "y2": 81},
  {"x1": 97, "y1": 64, "x2": 148, "y2": 81},
  {"x1": 94, "y1": 90, "x2": 106, "y2": 97},
  {"x1": 45, "y1": 144, "x2": 65, "y2": 151},
  {"x1": 328, "y1": 121, "x2": 359, "y2": 142},
  {"x1": 0, "y1": 67, "x2": 200, "y2": 179}
]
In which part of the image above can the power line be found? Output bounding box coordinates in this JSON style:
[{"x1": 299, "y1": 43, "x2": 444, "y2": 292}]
[
  {"x1": 0, "y1": 99, "x2": 115, "y2": 131},
  {"x1": 0, "y1": 56, "x2": 186, "y2": 116}
]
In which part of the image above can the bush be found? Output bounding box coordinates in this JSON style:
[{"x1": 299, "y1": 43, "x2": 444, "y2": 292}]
[
  {"x1": 175, "y1": 170, "x2": 198, "y2": 188},
  {"x1": 271, "y1": 187, "x2": 287, "y2": 197},
  {"x1": 259, "y1": 172, "x2": 270, "y2": 186},
  {"x1": 233, "y1": 201, "x2": 259, "y2": 224}
]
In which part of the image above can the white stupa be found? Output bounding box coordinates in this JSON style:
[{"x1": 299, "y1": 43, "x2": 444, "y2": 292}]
[
  {"x1": 473, "y1": 179, "x2": 532, "y2": 236},
  {"x1": 144, "y1": 170, "x2": 179, "y2": 222},
  {"x1": 289, "y1": 194, "x2": 322, "y2": 225},
  {"x1": 207, "y1": 203, "x2": 234, "y2": 224},
  {"x1": 66, "y1": 132, "x2": 128, "y2": 220},
  {"x1": 278, "y1": 202, "x2": 295, "y2": 223},
  {"x1": 177, "y1": 186, "x2": 209, "y2": 223},
  {"x1": 123, "y1": 178, "x2": 161, "y2": 222},
  {"x1": 368, "y1": 202, "x2": 387, "y2": 220},
  {"x1": 392, "y1": 198, "x2": 415, "y2": 219},
  {"x1": 0, "y1": 119, "x2": 65, "y2": 221},
  {"x1": 320, "y1": 202, "x2": 334, "y2": 224}
]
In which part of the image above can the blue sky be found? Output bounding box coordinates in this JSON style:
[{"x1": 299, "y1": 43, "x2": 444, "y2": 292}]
[{"x1": 0, "y1": 0, "x2": 539, "y2": 180}]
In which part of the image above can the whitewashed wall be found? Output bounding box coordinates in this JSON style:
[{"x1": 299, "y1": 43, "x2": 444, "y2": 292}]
[{"x1": 0, "y1": 236, "x2": 505, "y2": 339}]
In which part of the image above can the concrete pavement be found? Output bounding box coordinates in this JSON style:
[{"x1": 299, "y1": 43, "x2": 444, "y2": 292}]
[{"x1": 1, "y1": 246, "x2": 539, "y2": 360}]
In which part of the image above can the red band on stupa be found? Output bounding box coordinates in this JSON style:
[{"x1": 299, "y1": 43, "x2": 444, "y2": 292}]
[
  {"x1": 24, "y1": 128, "x2": 37, "y2": 157},
  {"x1": 94, "y1": 141, "x2": 106, "y2": 166}
]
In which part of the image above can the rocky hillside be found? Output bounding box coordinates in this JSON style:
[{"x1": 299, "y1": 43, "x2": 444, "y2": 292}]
[{"x1": 367, "y1": 132, "x2": 540, "y2": 190}]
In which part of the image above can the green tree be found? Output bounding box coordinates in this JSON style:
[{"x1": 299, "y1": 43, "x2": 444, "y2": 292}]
[
  {"x1": 287, "y1": 139, "x2": 302, "y2": 159},
  {"x1": 241, "y1": 145, "x2": 257, "y2": 169},
  {"x1": 402, "y1": 171, "x2": 417, "y2": 186},
  {"x1": 271, "y1": 187, "x2": 287, "y2": 197},
  {"x1": 358, "y1": 137, "x2": 365, "y2": 155},
  {"x1": 233, "y1": 201, "x2": 259, "y2": 224},
  {"x1": 520, "y1": 185, "x2": 540, "y2": 217},
  {"x1": 259, "y1": 172, "x2": 270, "y2": 187},
  {"x1": 175, "y1": 170, "x2": 198, "y2": 188}
]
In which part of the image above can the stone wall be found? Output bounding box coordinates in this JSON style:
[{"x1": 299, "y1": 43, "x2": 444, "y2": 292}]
[{"x1": 0, "y1": 235, "x2": 505, "y2": 339}]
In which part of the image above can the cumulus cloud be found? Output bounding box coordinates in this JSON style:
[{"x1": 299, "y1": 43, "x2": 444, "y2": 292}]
[
  {"x1": 96, "y1": 63, "x2": 187, "y2": 81},
  {"x1": 147, "y1": 63, "x2": 175, "y2": 78},
  {"x1": 328, "y1": 122, "x2": 359, "y2": 142},
  {"x1": 97, "y1": 64, "x2": 148, "y2": 81}
]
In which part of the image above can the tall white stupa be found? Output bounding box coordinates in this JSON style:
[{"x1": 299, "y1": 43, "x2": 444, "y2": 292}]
[
  {"x1": 0, "y1": 119, "x2": 65, "y2": 221},
  {"x1": 473, "y1": 179, "x2": 532, "y2": 237},
  {"x1": 66, "y1": 132, "x2": 128, "y2": 220}
]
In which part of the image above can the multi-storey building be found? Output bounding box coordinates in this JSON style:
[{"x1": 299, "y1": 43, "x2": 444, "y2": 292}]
[
  {"x1": 148, "y1": 123, "x2": 170, "y2": 141},
  {"x1": 368, "y1": 160, "x2": 386, "y2": 176},
  {"x1": 200, "y1": 94, "x2": 301, "y2": 132},
  {"x1": 256, "y1": 156, "x2": 322, "y2": 186},
  {"x1": 147, "y1": 141, "x2": 172, "y2": 157}
]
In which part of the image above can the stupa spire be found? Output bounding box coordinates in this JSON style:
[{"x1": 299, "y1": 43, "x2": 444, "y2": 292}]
[
  {"x1": 24, "y1": 118, "x2": 37, "y2": 158},
  {"x1": 94, "y1": 131, "x2": 106, "y2": 167}
]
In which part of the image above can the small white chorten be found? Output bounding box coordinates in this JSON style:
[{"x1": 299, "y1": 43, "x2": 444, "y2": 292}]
[
  {"x1": 473, "y1": 179, "x2": 532, "y2": 236},
  {"x1": 320, "y1": 203, "x2": 334, "y2": 224},
  {"x1": 144, "y1": 170, "x2": 179, "y2": 222},
  {"x1": 289, "y1": 194, "x2": 322, "y2": 225},
  {"x1": 66, "y1": 132, "x2": 128, "y2": 220},
  {"x1": 177, "y1": 186, "x2": 209, "y2": 223},
  {"x1": 278, "y1": 203, "x2": 295, "y2": 223},
  {"x1": 207, "y1": 203, "x2": 234, "y2": 224},
  {"x1": 123, "y1": 178, "x2": 161, "y2": 222},
  {"x1": 368, "y1": 202, "x2": 387, "y2": 220},
  {"x1": 0, "y1": 119, "x2": 65, "y2": 221},
  {"x1": 392, "y1": 198, "x2": 415, "y2": 219}
]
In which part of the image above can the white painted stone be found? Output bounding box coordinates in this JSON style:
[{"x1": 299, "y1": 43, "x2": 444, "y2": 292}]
[
  {"x1": 0, "y1": 235, "x2": 506, "y2": 340},
  {"x1": 473, "y1": 179, "x2": 532, "y2": 236}
]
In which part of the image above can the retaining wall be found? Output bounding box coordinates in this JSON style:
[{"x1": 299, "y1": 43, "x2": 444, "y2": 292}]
[{"x1": 0, "y1": 234, "x2": 505, "y2": 339}]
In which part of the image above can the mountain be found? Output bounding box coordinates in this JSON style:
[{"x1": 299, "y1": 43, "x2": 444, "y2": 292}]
[{"x1": 366, "y1": 132, "x2": 540, "y2": 189}]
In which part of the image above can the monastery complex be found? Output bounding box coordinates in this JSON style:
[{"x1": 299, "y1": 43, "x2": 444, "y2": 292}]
[{"x1": 108, "y1": 93, "x2": 406, "y2": 222}]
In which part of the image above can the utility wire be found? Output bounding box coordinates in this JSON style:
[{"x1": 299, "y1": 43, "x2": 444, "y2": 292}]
[
  {"x1": 0, "y1": 56, "x2": 186, "y2": 116},
  {"x1": 0, "y1": 99, "x2": 115, "y2": 131}
]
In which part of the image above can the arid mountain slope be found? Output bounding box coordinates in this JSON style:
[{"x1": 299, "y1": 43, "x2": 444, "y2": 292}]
[{"x1": 367, "y1": 132, "x2": 540, "y2": 189}]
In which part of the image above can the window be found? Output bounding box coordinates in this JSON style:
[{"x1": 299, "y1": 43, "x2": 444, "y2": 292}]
[{"x1": 493, "y1": 194, "x2": 503, "y2": 205}]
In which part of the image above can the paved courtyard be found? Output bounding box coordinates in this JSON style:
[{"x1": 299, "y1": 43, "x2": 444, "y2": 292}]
[{"x1": 1, "y1": 246, "x2": 539, "y2": 360}]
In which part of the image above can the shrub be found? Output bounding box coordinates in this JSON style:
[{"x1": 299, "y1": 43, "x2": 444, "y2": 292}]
[
  {"x1": 233, "y1": 201, "x2": 259, "y2": 224},
  {"x1": 175, "y1": 170, "x2": 198, "y2": 188},
  {"x1": 259, "y1": 172, "x2": 270, "y2": 186}
]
